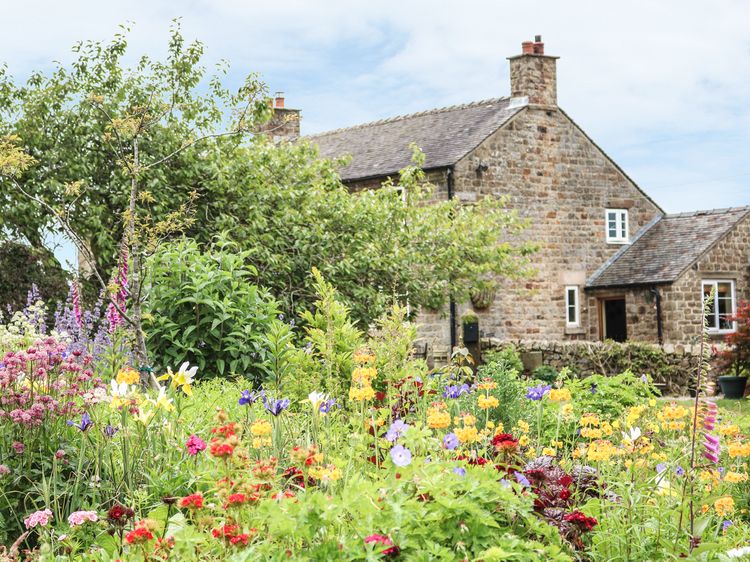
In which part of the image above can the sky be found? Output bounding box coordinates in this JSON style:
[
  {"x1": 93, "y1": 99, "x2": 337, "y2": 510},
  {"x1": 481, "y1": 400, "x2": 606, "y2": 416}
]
[{"x1": 2, "y1": 0, "x2": 749, "y2": 228}]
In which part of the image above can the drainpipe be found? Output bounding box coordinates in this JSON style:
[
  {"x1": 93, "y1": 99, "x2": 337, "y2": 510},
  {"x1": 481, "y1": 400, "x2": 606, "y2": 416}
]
[
  {"x1": 650, "y1": 286, "x2": 663, "y2": 345},
  {"x1": 447, "y1": 166, "x2": 457, "y2": 350}
]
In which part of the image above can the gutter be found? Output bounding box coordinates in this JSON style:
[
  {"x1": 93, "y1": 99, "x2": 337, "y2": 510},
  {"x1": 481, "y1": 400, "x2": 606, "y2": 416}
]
[{"x1": 447, "y1": 166, "x2": 457, "y2": 350}]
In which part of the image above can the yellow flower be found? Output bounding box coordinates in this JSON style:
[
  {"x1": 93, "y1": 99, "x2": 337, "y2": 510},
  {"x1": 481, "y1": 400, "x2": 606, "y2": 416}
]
[
  {"x1": 309, "y1": 463, "x2": 341, "y2": 482},
  {"x1": 252, "y1": 437, "x2": 272, "y2": 449},
  {"x1": 476, "y1": 378, "x2": 497, "y2": 390},
  {"x1": 728, "y1": 441, "x2": 750, "y2": 458},
  {"x1": 478, "y1": 395, "x2": 499, "y2": 410},
  {"x1": 348, "y1": 385, "x2": 375, "y2": 402},
  {"x1": 493, "y1": 423, "x2": 505, "y2": 435},
  {"x1": 455, "y1": 425, "x2": 479, "y2": 444},
  {"x1": 581, "y1": 427, "x2": 603, "y2": 439},
  {"x1": 579, "y1": 414, "x2": 601, "y2": 427},
  {"x1": 116, "y1": 368, "x2": 140, "y2": 385},
  {"x1": 724, "y1": 471, "x2": 749, "y2": 484},
  {"x1": 586, "y1": 440, "x2": 617, "y2": 462},
  {"x1": 251, "y1": 420, "x2": 272, "y2": 437},
  {"x1": 486, "y1": 421, "x2": 495, "y2": 429},
  {"x1": 158, "y1": 362, "x2": 198, "y2": 396},
  {"x1": 548, "y1": 388, "x2": 571, "y2": 402},
  {"x1": 461, "y1": 414, "x2": 477, "y2": 426},
  {"x1": 714, "y1": 496, "x2": 735, "y2": 517},
  {"x1": 519, "y1": 435, "x2": 530, "y2": 447},
  {"x1": 353, "y1": 350, "x2": 376, "y2": 364},
  {"x1": 351, "y1": 367, "x2": 377, "y2": 385},
  {"x1": 572, "y1": 447, "x2": 585, "y2": 459},
  {"x1": 542, "y1": 447, "x2": 557, "y2": 456},
  {"x1": 719, "y1": 424, "x2": 740, "y2": 437},
  {"x1": 517, "y1": 420, "x2": 530, "y2": 433},
  {"x1": 561, "y1": 404, "x2": 573, "y2": 416},
  {"x1": 427, "y1": 406, "x2": 451, "y2": 429}
]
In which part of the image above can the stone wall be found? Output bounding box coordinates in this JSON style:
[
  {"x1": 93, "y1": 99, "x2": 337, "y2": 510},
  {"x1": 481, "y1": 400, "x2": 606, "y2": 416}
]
[
  {"x1": 483, "y1": 338, "x2": 722, "y2": 396},
  {"x1": 585, "y1": 286, "x2": 660, "y2": 342},
  {"x1": 450, "y1": 106, "x2": 661, "y2": 345},
  {"x1": 661, "y1": 214, "x2": 750, "y2": 342}
]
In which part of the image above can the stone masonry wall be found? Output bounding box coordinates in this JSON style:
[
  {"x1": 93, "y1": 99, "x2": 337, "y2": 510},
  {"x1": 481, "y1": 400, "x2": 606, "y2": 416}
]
[
  {"x1": 584, "y1": 286, "x2": 659, "y2": 342},
  {"x1": 450, "y1": 106, "x2": 661, "y2": 345},
  {"x1": 661, "y1": 214, "x2": 750, "y2": 342},
  {"x1": 484, "y1": 338, "x2": 721, "y2": 396}
]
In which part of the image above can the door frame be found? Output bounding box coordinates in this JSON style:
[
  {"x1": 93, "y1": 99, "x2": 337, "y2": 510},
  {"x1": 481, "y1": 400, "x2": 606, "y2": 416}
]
[{"x1": 598, "y1": 295, "x2": 626, "y2": 341}]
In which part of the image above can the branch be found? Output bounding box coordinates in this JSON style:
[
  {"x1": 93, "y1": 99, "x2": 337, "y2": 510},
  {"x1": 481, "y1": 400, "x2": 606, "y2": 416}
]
[{"x1": 143, "y1": 129, "x2": 244, "y2": 170}]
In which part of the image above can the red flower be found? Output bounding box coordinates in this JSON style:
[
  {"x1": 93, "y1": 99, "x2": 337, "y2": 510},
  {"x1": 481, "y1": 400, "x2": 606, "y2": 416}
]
[
  {"x1": 491, "y1": 433, "x2": 519, "y2": 451},
  {"x1": 180, "y1": 493, "x2": 204, "y2": 509},
  {"x1": 107, "y1": 504, "x2": 135, "y2": 526},
  {"x1": 125, "y1": 526, "x2": 154, "y2": 545},
  {"x1": 230, "y1": 533, "x2": 250, "y2": 546},
  {"x1": 563, "y1": 510, "x2": 598, "y2": 532},
  {"x1": 212, "y1": 524, "x2": 240, "y2": 539},
  {"x1": 211, "y1": 423, "x2": 237, "y2": 438},
  {"x1": 210, "y1": 441, "x2": 234, "y2": 458},
  {"x1": 364, "y1": 534, "x2": 400, "y2": 557},
  {"x1": 559, "y1": 474, "x2": 573, "y2": 487}
]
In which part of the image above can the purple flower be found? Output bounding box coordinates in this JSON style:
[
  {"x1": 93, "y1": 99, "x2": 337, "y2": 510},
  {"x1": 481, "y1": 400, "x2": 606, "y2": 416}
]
[
  {"x1": 443, "y1": 384, "x2": 471, "y2": 399},
  {"x1": 103, "y1": 424, "x2": 119, "y2": 439},
  {"x1": 675, "y1": 466, "x2": 685, "y2": 476},
  {"x1": 319, "y1": 399, "x2": 337, "y2": 413},
  {"x1": 500, "y1": 479, "x2": 511, "y2": 488},
  {"x1": 443, "y1": 433, "x2": 459, "y2": 450},
  {"x1": 263, "y1": 396, "x2": 291, "y2": 416},
  {"x1": 67, "y1": 412, "x2": 92, "y2": 432},
  {"x1": 590, "y1": 383, "x2": 598, "y2": 394},
  {"x1": 514, "y1": 471, "x2": 531, "y2": 486},
  {"x1": 526, "y1": 384, "x2": 551, "y2": 401},
  {"x1": 239, "y1": 390, "x2": 263, "y2": 406},
  {"x1": 656, "y1": 463, "x2": 667, "y2": 474},
  {"x1": 452, "y1": 467, "x2": 466, "y2": 477},
  {"x1": 723, "y1": 520, "x2": 733, "y2": 532},
  {"x1": 390, "y1": 444, "x2": 412, "y2": 467},
  {"x1": 385, "y1": 419, "x2": 409, "y2": 442}
]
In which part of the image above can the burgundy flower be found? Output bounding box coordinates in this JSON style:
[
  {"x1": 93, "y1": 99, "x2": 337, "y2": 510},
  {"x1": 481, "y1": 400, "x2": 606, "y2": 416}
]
[{"x1": 364, "y1": 534, "x2": 400, "y2": 557}]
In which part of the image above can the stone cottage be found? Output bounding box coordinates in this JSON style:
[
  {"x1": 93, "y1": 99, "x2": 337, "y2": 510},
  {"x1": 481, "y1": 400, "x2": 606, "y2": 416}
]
[{"x1": 282, "y1": 37, "x2": 750, "y2": 358}]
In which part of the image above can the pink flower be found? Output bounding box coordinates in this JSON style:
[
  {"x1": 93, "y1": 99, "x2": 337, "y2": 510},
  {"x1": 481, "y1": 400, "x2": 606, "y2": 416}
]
[
  {"x1": 67, "y1": 510, "x2": 98, "y2": 526},
  {"x1": 55, "y1": 449, "x2": 66, "y2": 460},
  {"x1": 24, "y1": 509, "x2": 53, "y2": 529},
  {"x1": 12, "y1": 441, "x2": 24, "y2": 455},
  {"x1": 186, "y1": 434, "x2": 207, "y2": 456},
  {"x1": 0, "y1": 465, "x2": 10, "y2": 476}
]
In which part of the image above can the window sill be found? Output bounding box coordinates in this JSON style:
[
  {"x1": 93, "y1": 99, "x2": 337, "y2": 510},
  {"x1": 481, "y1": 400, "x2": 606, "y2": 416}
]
[
  {"x1": 606, "y1": 239, "x2": 629, "y2": 245},
  {"x1": 565, "y1": 325, "x2": 585, "y2": 335}
]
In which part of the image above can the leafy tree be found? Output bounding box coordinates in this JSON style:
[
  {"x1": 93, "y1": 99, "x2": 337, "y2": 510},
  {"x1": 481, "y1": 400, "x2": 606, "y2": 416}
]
[
  {"x1": 202, "y1": 140, "x2": 537, "y2": 327},
  {"x1": 718, "y1": 300, "x2": 750, "y2": 377},
  {"x1": 0, "y1": 22, "x2": 270, "y2": 371},
  {"x1": 0, "y1": 241, "x2": 68, "y2": 313}
]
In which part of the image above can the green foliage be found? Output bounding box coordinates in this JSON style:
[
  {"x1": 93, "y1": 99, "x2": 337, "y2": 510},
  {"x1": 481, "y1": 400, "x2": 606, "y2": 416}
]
[
  {"x1": 718, "y1": 300, "x2": 750, "y2": 377},
  {"x1": 292, "y1": 268, "x2": 363, "y2": 400},
  {"x1": 142, "y1": 236, "x2": 278, "y2": 380},
  {"x1": 0, "y1": 241, "x2": 68, "y2": 312},
  {"x1": 484, "y1": 345, "x2": 524, "y2": 375},
  {"x1": 477, "y1": 357, "x2": 528, "y2": 429},
  {"x1": 368, "y1": 303, "x2": 425, "y2": 385},
  {"x1": 532, "y1": 364, "x2": 559, "y2": 383},
  {"x1": 257, "y1": 318, "x2": 296, "y2": 394},
  {"x1": 565, "y1": 370, "x2": 657, "y2": 419},
  {"x1": 204, "y1": 138, "x2": 535, "y2": 327}
]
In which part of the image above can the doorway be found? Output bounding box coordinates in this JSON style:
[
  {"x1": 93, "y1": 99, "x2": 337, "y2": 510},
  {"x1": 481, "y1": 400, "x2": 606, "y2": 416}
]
[{"x1": 601, "y1": 298, "x2": 627, "y2": 342}]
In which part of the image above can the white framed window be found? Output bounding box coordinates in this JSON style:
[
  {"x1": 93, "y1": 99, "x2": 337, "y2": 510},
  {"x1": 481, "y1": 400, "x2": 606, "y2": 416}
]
[
  {"x1": 605, "y1": 209, "x2": 629, "y2": 244},
  {"x1": 565, "y1": 285, "x2": 580, "y2": 327},
  {"x1": 702, "y1": 280, "x2": 736, "y2": 333}
]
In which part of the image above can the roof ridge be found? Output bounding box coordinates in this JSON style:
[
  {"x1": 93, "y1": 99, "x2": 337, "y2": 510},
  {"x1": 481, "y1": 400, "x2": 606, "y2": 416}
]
[
  {"x1": 665, "y1": 205, "x2": 750, "y2": 219},
  {"x1": 304, "y1": 97, "x2": 510, "y2": 139}
]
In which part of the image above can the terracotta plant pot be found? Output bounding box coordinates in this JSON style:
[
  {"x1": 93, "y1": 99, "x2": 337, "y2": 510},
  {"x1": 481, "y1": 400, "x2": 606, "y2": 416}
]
[{"x1": 718, "y1": 375, "x2": 748, "y2": 399}]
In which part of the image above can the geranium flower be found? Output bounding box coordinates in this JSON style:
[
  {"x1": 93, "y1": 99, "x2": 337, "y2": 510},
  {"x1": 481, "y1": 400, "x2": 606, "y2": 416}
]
[
  {"x1": 514, "y1": 471, "x2": 531, "y2": 486},
  {"x1": 364, "y1": 534, "x2": 400, "y2": 557},
  {"x1": 66, "y1": 412, "x2": 92, "y2": 432},
  {"x1": 453, "y1": 467, "x2": 466, "y2": 477},
  {"x1": 443, "y1": 432, "x2": 459, "y2": 450},
  {"x1": 263, "y1": 396, "x2": 291, "y2": 416},
  {"x1": 385, "y1": 419, "x2": 409, "y2": 442},
  {"x1": 526, "y1": 384, "x2": 551, "y2": 401},
  {"x1": 390, "y1": 444, "x2": 412, "y2": 467}
]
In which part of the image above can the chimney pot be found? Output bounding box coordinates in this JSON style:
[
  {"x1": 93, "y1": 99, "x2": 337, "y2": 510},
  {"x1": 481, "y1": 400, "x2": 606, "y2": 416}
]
[
  {"x1": 534, "y1": 35, "x2": 542, "y2": 42},
  {"x1": 521, "y1": 41, "x2": 534, "y2": 55},
  {"x1": 274, "y1": 91, "x2": 285, "y2": 108}
]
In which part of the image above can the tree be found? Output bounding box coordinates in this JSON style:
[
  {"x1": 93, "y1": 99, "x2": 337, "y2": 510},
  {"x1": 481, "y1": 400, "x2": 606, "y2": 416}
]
[
  {"x1": 718, "y1": 300, "x2": 750, "y2": 377},
  {"x1": 0, "y1": 22, "x2": 271, "y2": 373},
  {"x1": 200, "y1": 139, "x2": 537, "y2": 327}
]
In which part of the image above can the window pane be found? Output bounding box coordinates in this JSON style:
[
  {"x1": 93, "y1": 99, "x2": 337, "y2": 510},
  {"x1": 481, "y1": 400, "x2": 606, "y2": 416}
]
[
  {"x1": 718, "y1": 282, "x2": 734, "y2": 329},
  {"x1": 703, "y1": 283, "x2": 717, "y2": 328},
  {"x1": 566, "y1": 288, "x2": 577, "y2": 324}
]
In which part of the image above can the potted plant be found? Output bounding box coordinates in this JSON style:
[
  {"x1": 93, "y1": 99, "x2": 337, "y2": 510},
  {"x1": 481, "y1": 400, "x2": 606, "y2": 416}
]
[
  {"x1": 717, "y1": 300, "x2": 750, "y2": 399},
  {"x1": 462, "y1": 311, "x2": 479, "y2": 344}
]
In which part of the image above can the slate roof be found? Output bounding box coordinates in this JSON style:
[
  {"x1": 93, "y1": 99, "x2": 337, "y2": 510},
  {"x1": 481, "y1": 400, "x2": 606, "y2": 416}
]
[
  {"x1": 587, "y1": 206, "x2": 750, "y2": 288},
  {"x1": 305, "y1": 97, "x2": 526, "y2": 181}
]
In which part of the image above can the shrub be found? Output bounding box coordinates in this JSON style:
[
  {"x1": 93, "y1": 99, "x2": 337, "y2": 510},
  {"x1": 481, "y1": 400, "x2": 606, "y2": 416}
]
[
  {"x1": 477, "y1": 358, "x2": 528, "y2": 429},
  {"x1": 718, "y1": 300, "x2": 750, "y2": 377},
  {"x1": 143, "y1": 237, "x2": 278, "y2": 381},
  {"x1": 483, "y1": 344, "x2": 524, "y2": 375},
  {"x1": 0, "y1": 242, "x2": 68, "y2": 314},
  {"x1": 533, "y1": 364, "x2": 559, "y2": 383},
  {"x1": 565, "y1": 370, "x2": 657, "y2": 419}
]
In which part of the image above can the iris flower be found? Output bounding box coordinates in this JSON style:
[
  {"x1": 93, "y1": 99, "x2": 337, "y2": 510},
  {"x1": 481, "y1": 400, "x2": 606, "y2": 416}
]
[
  {"x1": 526, "y1": 384, "x2": 551, "y2": 401},
  {"x1": 264, "y1": 396, "x2": 291, "y2": 416},
  {"x1": 67, "y1": 412, "x2": 92, "y2": 432},
  {"x1": 239, "y1": 390, "x2": 263, "y2": 406}
]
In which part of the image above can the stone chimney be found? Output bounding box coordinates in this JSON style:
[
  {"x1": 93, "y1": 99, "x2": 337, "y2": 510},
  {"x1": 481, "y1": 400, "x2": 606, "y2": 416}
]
[
  {"x1": 257, "y1": 91, "x2": 301, "y2": 141},
  {"x1": 507, "y1": 35, "x2": 558, "y2": 107}
]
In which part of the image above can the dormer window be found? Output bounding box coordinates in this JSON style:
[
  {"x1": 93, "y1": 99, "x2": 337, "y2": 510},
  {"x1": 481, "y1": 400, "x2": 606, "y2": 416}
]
[{"x1": 605, "y1": 209, "x2": 629, "y2": 244}]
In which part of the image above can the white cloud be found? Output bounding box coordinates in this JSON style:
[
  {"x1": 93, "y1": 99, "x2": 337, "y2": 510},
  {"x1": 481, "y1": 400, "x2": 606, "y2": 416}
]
[{"x1": 1, "y1": 0, "x2": 749, "y2": 212}]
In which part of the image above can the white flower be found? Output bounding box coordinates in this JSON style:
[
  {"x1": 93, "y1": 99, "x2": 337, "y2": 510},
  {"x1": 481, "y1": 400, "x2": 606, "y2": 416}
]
[
  {"x1": 726, "y1": 546, "x2": 750, "y2": 558},
  {"x1": 177, "y1": 362, "x2": 198, "y2": 384},
  {"x1": 622, "y1": 426, "x2": 642, "y2": 443},
  {"x1": 308, "y1": 391, "x2": 330, "y2": 410},
  {"x1": 110, "y1": 379, "x2": 130, "y2": 398}
]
